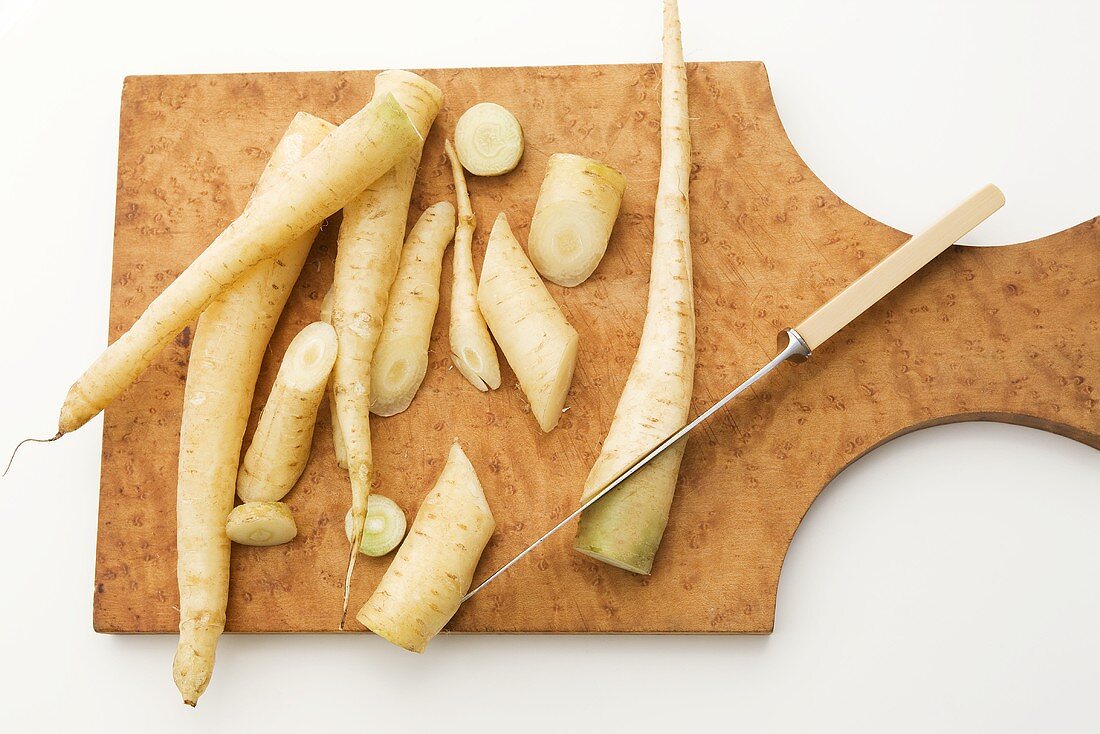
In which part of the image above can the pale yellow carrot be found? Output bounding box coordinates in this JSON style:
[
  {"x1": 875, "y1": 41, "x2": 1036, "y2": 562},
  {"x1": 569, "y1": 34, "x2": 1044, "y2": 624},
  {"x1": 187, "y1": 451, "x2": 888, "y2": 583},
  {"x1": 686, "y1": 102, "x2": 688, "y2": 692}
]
[
  {"x1": 370, "y1": 201, "x2": 456, "y2": 416},
  {"x1": 172, "y1": 112, "x2": 333, "y2": 707},
  {"x1": 477, "y1": 213, "x2": 579, "y2": 433},
  {"x1": 356, "y1": 442, "x2": 495, "y2": 652},
  {"x1": 331, "y1": 70, "x2": 443, "y2": 625},
  {"x1": 528, "y1": 153, "x2": 626, "y2": 287},
  {"x1": 573, "y1": 0, "x2": 695, "y2": 574},
  {"x1": 445, "y1": 139, "x2": 501, "y2": 392},
  {"x1": 236, "y1": 322, "x2": 337, "y2": 502}
]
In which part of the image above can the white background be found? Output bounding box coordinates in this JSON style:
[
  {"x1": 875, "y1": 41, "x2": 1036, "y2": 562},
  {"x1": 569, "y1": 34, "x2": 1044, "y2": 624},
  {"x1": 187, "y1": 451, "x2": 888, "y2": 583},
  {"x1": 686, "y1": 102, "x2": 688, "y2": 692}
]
[{"x1": 1, "y1": 0, "x2": 1098, "y2": 731}]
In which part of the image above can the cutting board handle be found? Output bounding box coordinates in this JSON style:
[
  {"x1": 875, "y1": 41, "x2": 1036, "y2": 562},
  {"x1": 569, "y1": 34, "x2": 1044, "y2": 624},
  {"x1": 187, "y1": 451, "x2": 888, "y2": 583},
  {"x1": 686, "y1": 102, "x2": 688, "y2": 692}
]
[{"x1": 793, "y1": 184, "x2": 1005, "y2": 352}]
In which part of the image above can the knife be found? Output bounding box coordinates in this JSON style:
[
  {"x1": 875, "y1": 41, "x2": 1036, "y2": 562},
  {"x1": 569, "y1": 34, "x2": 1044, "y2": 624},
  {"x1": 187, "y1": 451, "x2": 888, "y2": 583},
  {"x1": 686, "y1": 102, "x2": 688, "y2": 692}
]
[{"x1": 462, "y1": 183, "x2": 1006, "y2": 602}]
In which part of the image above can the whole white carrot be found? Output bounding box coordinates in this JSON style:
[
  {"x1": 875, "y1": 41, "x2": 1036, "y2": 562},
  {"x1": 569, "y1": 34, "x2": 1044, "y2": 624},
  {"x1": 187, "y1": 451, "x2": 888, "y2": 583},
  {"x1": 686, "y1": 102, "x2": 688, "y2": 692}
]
[
  {"x1": 172, "y1": 112, "x2": 333, "y2": 707},
  {"x1": 356, "y1": 442, "x2": 495, "y2": 653},
  {"x1": 573, "y1": 0, "x2": 696, "y2": 574},
  {"x1": 331, "y1": 70, "x2": 443, "y2": 625},
  {"x1": 236, "y1": 321, "x2": 337, "y2": 502},
  {"x1": 444, "y1": 139, "x2": 501, "y2": 392},
  {"x1": 370, "y1": 201, "x2": 456, "y2": 416},
  {"x1": 478, "y1": 213, "x2": 579, "y2": 433},
  {"x1": 52, "y1": 88, "x2": 420, "y2": 438}
]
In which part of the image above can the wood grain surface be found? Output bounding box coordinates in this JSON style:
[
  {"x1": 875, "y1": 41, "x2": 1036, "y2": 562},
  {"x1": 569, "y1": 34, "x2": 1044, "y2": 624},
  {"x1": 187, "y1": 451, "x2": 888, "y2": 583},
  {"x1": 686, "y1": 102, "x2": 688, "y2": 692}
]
[{"x1": 94, "y1": 62, "x2": 1100, "y2": 634}]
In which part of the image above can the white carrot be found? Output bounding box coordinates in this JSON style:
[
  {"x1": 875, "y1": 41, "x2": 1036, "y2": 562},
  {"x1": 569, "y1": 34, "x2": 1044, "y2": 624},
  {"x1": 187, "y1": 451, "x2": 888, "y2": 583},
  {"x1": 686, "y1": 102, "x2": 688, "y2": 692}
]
[
  {"x1": 319, "y1": 289, "x2": 348, "y2": 470},
  {"x1": 56, "y1": 90, "x2": 420, "y2": 437},
  {"x1": 444, "y1": 139, "x2": 501, "y2": 392},
  {"x1": 172, "y1": 112, "x2": 333, "y2": 707},
  {"x1": 573, "y1": 0, "x2": 695, "y2": 574},
  {"x1": 453, "y1": 102, "x2": 524, "y2": 176},
  {"x1": 331, "y1": 70, "x2": 443, "y2": 625},
  {"x1": 225, "y1": 502, "x2": 298, "y2": 547},
  {"x1": 477, "y1": 213, "x2": 579, "y2": 433},
  {"x1": 236, "y1": 322, "x2": 337, "y2": 502},
  {"x1": 528, "y1": 153, "x2": 626, "y2": 287},
  {"x1": 356, "y1": 442, "x2": 495, "y2": 652},
  {"x1": 370, "y1": 201, "x2": 456, "y2": 416}
]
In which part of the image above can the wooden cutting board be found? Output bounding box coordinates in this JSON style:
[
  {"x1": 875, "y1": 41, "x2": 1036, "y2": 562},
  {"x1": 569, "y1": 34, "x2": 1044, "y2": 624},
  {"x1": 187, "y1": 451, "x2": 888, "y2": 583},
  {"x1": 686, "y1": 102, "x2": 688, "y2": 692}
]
[{"x1": 94, "y1": 61, "x2": 1099, "y2": 634}]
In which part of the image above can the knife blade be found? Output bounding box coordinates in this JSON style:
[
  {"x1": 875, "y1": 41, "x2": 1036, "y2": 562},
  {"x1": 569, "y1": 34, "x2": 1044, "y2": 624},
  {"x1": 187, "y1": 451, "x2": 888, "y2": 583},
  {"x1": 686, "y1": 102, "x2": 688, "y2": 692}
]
[{"x1": 462, "y1": 183, "x2": 1005, "y2": 603}]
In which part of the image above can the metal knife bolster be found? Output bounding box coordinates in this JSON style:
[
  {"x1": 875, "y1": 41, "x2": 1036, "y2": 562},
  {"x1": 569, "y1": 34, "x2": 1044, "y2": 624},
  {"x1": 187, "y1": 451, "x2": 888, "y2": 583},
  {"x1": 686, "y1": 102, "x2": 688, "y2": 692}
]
[{"x1": 780, "y1": 328, "x2": 812, "y2": 362}]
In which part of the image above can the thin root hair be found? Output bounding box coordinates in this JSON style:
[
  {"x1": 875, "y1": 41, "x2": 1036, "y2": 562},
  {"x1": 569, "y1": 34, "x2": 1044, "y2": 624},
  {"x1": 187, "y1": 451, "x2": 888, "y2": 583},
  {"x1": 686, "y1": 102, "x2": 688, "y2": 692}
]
[{"x1": 3, "y1": 432, "x2": 63, "y2": 477}]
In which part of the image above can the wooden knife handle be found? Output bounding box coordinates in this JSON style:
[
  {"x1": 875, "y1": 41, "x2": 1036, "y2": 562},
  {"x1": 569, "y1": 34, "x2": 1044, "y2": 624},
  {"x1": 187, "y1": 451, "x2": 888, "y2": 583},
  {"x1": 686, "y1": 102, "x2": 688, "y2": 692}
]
[{"x1": 794, "y1": 184, "x2": 1005, "y2": 352}]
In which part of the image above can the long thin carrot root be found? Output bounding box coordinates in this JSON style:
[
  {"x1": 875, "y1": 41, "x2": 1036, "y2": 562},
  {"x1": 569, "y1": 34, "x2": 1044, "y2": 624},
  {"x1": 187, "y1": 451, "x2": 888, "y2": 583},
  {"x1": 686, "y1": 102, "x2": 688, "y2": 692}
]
[
  {"x1": 445, "y1": 139, "x2": 502, "y2": 392},
  {"x1": 573, "y1": 0, "x2": 696, "y2": 574},
  {"x1": 332, "y1": 70, "x2": 444, "y2": 627}
]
